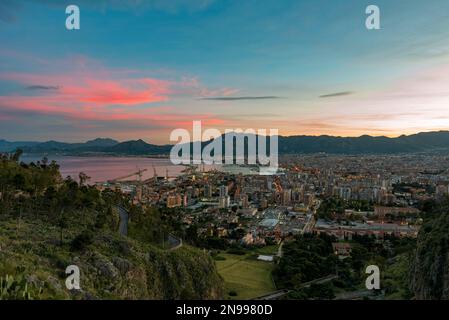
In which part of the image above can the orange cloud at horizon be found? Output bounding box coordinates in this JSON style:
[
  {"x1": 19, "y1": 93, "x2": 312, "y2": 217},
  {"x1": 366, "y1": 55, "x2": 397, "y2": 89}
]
[
  {"x1": 2, "y1": 54, "x2": 449, "y2": 144},
  {"x1": 0, "y1": 61, "x2": 230, "y2": 137}
]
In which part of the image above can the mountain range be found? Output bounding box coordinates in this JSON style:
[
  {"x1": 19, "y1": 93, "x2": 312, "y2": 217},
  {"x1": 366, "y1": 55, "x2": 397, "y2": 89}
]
[{"x1": 1, "y1": 131, "x2": 449, "y2": 155}]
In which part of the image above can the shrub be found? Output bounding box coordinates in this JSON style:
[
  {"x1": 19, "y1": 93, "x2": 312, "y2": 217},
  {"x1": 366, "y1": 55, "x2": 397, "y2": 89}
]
[
  {"x1": 227, "y1": 248, "x2": 246, "y2": 255},
  {"x1": 228, "y1": 290, "x2": 238, "y2": 297},
  {"x1": 71, "y1": 230, "x2": 94, "y2": 251}
]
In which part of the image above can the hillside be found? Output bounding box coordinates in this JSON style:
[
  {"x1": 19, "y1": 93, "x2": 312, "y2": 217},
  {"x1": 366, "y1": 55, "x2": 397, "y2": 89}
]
[
  {"x1": 0, "y1": 151, "x2": 223, "y2": 299},
  {"x1": 15, "y1": 138, "x2": 120, "y2": 154},
  {"x1": 104, "y1": 139, "x2": 171, "y2": 155},
  {"x1": 0, "y1": 217, "x2": 223, "y2": 299},
  {"x1": 3, "y1": 130, "x2": 449, "y2": 155},
  {"x1": 409, "y1": 199, "x2": 449, "y2": 299},
  {"x1": 0, "y1": 140, "x2": 39, "y2": 152},
  {"x1": 278, "y1": 131, "x2": 449, "y2": 154}
]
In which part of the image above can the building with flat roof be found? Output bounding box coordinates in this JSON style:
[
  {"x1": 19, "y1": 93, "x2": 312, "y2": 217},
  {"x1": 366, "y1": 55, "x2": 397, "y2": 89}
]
[
  {"x1": 314, "y1": 219, "x2": 418, "y2": 239},
  {"x1": 259, "y1": 218, "x2": 279, "y2": 229}
]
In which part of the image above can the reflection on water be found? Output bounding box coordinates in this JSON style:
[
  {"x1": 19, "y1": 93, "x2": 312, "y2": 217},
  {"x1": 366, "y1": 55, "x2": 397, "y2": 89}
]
[
  {"x1": 20, "y1": 155, "x2": 186, "y2": 183},
  {"x1": 19, "y1": 155, "x2": 265, "y2": 182}
]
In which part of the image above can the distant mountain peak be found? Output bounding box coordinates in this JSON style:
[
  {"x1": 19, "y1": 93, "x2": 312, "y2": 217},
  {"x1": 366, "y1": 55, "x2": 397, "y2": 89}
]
[
  {"x1": 120, "y1": 139, "x2": 148, "y2": 145},
  {"x1": 3, "y1": 130, "x2": 449, "y2": 155},
  {"x1": 85, "y1": 138, "x2": 118, "y2": 147}
]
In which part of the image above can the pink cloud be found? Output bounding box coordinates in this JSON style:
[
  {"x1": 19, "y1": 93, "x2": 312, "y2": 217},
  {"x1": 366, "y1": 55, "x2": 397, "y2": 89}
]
[
  {"x1": 0, "y1": 72, "x2": 171, "y2": 106},
  {"x1": 0, "y1": 54, "x2": 246, "y2": 143},
  {"x1": 60, "y1": 78, "x2": 170, "y2": 105},
  {"x1": 0, "y1": 95, "x2": 224, "y2": 128},
  {"x1": 0, "y1": 56, "x2": 234, "y2": 132}
]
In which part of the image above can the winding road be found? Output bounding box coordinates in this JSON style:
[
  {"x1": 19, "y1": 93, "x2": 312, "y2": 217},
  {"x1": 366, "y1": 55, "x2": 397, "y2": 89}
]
[{"x1": 117, "y1": 205, "x2": 128, "y2": 237}]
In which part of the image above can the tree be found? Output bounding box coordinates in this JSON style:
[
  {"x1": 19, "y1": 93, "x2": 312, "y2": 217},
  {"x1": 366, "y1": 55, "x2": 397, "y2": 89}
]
[
  {"x1": 79, "y1": 172, "x2": 91, "y2": 186},
  {"x1": 11, "y1": 149, "x2": 23, "y2": 162},
  {"x1": 95, "y1": 207, "x2": 108, "y2": 229},
  {"x1": 306, "y1": 283, "x2": 335, "y2": 300},
  {"x1": 58, "y1": 208, "x2": 68, "y2": 246}
]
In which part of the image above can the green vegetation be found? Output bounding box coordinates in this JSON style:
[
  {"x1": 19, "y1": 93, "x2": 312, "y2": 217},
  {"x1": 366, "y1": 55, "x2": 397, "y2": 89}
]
[
  {"x1": 0, "y1": 151, "x2": 223, "y2": 300},
  {"x1": 215, "y1": 252, "x2": 275, "y2": 300},
  {"x1": 0, "y1": 217, "x2": 223, "y2": 299},
  {"x1": 410, "y1": 198, "x2": 449, "y2": 299},
  {"x1": 252, "y1": 245, "x2": 279, "y2": 256},
  {"x1": 273, "y1": 233, "x2": 417, "y2": 299},
  {"x1": 273, "y1": 234, "x2": 339, "y2": 299},
  {"x1": 383, "y1": 254, "x2": 413, "y2": 299},
  {"x1": 317, "y1": 197, "x2": 373, "y2": 220},
  {"x1": 0, "y1": 274, "x2": 44, "y2": 300}
]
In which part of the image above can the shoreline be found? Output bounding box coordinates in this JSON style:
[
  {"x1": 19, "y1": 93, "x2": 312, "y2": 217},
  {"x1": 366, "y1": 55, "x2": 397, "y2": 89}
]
[{"x1": 21, "y1": 152, "x2": 171, "y2": 159}]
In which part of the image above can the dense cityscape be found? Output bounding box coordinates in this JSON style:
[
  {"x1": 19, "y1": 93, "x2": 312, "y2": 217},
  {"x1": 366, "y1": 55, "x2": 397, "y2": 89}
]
[
  {"x1": 2, "y1": 0, "x2": 449, "y2": 310},
  {"x1": 104, "y1": 153, "x2": 449, "y2": 243},
  {"x1": 68, "y1": 152, "x2": 448, "y2": 300}
]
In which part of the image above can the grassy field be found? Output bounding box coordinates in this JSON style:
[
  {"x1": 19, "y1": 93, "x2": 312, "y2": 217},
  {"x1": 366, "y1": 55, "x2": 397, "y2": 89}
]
[
  {"x1": 215, "y1": 252, "x2": 276, "y2": 300},
  {"x1": 252, "y1": 245, "x2": 279, "y2": 256}
]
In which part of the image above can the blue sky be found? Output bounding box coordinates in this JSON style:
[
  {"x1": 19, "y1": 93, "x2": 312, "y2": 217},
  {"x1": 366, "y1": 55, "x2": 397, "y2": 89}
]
[{"x1": 1, "y1": 0, "x2": 449, "y2": 143}]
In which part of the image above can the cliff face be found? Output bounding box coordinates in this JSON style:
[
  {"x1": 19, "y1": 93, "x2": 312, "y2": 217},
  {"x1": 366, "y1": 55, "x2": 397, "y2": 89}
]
[
  {"x1": 0, "y1": 219, "x2": 223, "y2": 300},
  {"x1": 409, "y1": 202, "x2": 449, "y2": 300}
]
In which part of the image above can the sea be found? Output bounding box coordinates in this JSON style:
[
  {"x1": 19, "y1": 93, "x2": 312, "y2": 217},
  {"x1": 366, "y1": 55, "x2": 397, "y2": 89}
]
[
  {"x1": 19, "y1": 155, "x2": 185, "y2": 183},
  {"x1": 19, "y1": 155, "x2": 265, "y2": 183}
]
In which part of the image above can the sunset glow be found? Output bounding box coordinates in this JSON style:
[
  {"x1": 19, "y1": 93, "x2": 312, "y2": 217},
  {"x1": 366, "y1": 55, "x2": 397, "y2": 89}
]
[{"x1": 1, "y1": 0, "x2": 449, "y2": 143}]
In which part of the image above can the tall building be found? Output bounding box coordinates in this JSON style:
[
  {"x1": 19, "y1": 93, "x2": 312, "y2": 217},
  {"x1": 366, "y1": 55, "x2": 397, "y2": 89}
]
[
  {"x1": 304, "y1": 193, "x2": 315, "y2": 207},
  {"x1": 241, "y1": 194, "x2": 249, "y2": 208},
  {"x1": 436, "y1": 185, "x2": 449, "y2": 199},
  {"x1": 219, "y1": 195, "x2": 230, "y2": 208},
  {"x1": 219, "y1": 185, "x2": 228, "y2": 197},
  {"x1": 260, "y1": 197, "x2": 268, "y2": 209},
  {"x1": 167, "y1": 194, "x2": 182, "y2": 208},
  {"x1": 333, "y1": 186, "x2": 351, "y2": 201},
  {"x1": 266, "y1": 177, "x2": 273, "y2": 191},
  {"x1": 204, "y1": 184, "x2": 212, "y2": 198},
  {"x1": 183, "y1": 193, "x2": 190, "y2": 207},
  {"x1": 282, "y1": 189, "x2": 292, "y2": 206}
]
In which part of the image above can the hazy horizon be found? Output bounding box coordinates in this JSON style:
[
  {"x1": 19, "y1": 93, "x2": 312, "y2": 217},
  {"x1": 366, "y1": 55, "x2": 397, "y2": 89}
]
[{"x1": 3, "y1": 129, "x2": 449, "y2": 145}]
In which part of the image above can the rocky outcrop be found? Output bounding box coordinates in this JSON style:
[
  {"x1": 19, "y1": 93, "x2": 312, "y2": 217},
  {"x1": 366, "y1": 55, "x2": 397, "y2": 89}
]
[
  {"x1": 409, "y1": 202, "x2": 449, "y2": 300},
  {"x1": 0, "y1": 219, "x2": 224, "y2": 300}
]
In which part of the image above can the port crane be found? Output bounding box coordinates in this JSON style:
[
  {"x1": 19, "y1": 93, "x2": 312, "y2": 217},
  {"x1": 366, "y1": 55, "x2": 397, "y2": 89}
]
[
  {"x1": 142, "y1": 166, "x2": 177, "y2": 183},
  {"x1": 153, "y1": 164, "x2": 158, "y2": 179},
  {"x1": 107, "y1": 168, "x2": 148, "y2": 183}
]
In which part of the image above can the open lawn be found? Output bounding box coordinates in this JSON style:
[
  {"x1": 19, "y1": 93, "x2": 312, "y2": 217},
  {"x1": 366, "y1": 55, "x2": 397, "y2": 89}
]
[
  {"x1": 252, "y1": 245, "x2": 279, "y2": 256},
  {"x1": 215, "y1": 253, "x2": 276, "y2": 300}
]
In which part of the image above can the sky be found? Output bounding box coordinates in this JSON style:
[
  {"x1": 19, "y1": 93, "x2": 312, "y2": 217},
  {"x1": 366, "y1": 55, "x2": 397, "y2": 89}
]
[{"x1": 1, "y1": 0, "x2": 449, "y2": 144}]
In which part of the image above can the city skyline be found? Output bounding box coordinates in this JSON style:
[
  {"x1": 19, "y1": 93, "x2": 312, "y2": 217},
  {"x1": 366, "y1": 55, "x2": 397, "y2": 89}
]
[{"x1": 2, "y1": 0, "x2": 449, "y2": 143}]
